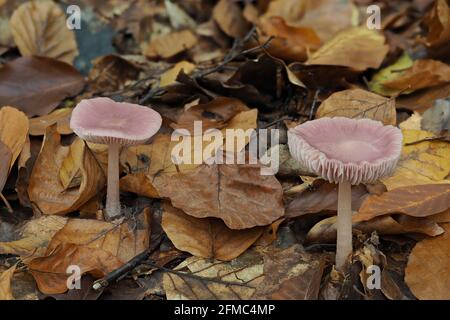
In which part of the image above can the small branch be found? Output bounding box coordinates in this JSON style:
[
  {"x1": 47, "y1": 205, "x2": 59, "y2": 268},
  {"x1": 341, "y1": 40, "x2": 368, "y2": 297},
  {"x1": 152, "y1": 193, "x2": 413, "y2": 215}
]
[{"x1": 0, "y1": 193, "x2": 13, "y2": 213}]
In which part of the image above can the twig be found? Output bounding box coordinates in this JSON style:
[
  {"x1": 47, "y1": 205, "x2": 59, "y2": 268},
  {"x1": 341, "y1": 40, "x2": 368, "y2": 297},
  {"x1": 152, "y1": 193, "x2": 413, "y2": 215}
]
[
  {"x1": 0, "y1": 192, "x2": 13, "y2": 213},
  {"x1": 309, "y1": 89, "x2": 320, "y2": 120}
]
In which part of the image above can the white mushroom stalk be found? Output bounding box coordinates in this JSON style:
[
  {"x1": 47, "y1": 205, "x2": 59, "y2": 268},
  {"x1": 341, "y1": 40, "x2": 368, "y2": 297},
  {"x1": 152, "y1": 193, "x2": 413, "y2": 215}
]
[
  {"x1": 288, "y1": 117, "x2": 402, "y2": 271},
  {"x1": 70, "y1": 97, "x2": 162, "y2": 220}
]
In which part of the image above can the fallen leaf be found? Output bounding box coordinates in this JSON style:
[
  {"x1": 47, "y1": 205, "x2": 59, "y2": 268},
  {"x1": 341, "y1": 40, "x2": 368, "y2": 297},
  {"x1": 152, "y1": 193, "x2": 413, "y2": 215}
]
[
  {"x1": 286, "y1": 179, "x2": 367, "y2": 218},
  {"x1": 0, "y1": 106, "x2": 29, "y2": 170},
  {"x1": 257, "y1": 16, "x2": 321, "y2": 62},
  {"x1": 399, "y1": 112, "x2": 422, "y2": 130},
  {"x1": 0, "y1": 265, "x2": 16, "y2": 300},
  {"x1": 396, "y1": 83, "x2": 450, "y2": 113},
  {"x1": 154, "y1": 163, "x2": 285, "y2": 229},
  {"x1": 422, "y1": 0, "x2": 450, "y2": 48},
  {"x1": 160, "y1": 61, "x2": 195, "y2": 87},
  {"x1": 88, "y1": 55, "x2": 142, "y2": 93},
  {"x1": 316, "y1": 89, "x2": 397, "y2": 125},
  {"x1": 145, "y1": 29, "x2": 198, "y2": 59},
  {"x1": 163, "y1": 251, "x2": 264, "y2": 300},
  {"x1": 28, "y1": 243, "x2": 122, "y2": 295},
  {"x1": 213, "y1": 0, "x2": 251, "y2": 38},
  {"x1": 28, "y1": 125, "x2": 106, "y2": 215},
  {"x1": 161, "y1": 203, "x2": 263, "y2": 261},
  {"x1": 0, "y1": 141, "x2": 12, "y2": 192},
  {"x1": 369, "y1": 52, "x2": 414, "y2": 97},
  {"x1": 0, "y1": 216, "x2": 68, "y2": 257},
  {"x1": 263, "y1": 0, "x2": 355, "y2": 41},
  {"x1": 421, "y1": 99, "x2": 450, "y2": 133},
  {"x1": 306, "y1": 214, "x2": 444, "y2": 243},
  {"x1": 381, "y1": 129, "x2": 450, "y2": 189},
  {"x1": 165, "y1": 0, "x2": 196, "y2": 30},
  {"x1": 29, "y1": 108, "x2": 73, "y2": 136},
  {"x1": 355, "y1": 184, "x2": 450, "y2": 222},
  {"x1": 10, "y1": 0, "x2": 78, "y2": 64},
  {"x1": 306, "y1": 27, "x2": 389, "y2": 71},
  {"x1": 405, "y1": 223, "x2": 450, "y2": 300},
  {"x1": 0, "y1": 56, "x2": 85, "y2": 117},
  {"x1": 47, "y1": 208, "x2": 151, "y2": 263}
]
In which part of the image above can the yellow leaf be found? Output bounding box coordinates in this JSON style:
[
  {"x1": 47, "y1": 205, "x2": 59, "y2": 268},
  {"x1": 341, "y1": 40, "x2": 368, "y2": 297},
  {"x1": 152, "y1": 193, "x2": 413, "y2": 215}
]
[
  {"x1": 0, "y1": 265, "x2": 16, "y2": 300},
  {"x1": 306, "y1": 27, "x2": 388, "y2": 71},
  {"x1": 10, "y1": 0, "x2": 78, "y2": 64},
  {"x1": 381, "y1": 129, "x2": 450, "y2": 190},
  {"x1": 29, "y1": 108, "x2": 72, "y2": 136},
  {"x1": 160, "y1": 61, "x2": 195, "y2": 87},
  {"x1": 369, "y1": 52, "x2": 413, "y2": 96},
  {"x1": 28, "y1": 125, "x2": 106, "y2": 215},
  {"x1": 0, "y1": 106, "x2": 29, "y2": 170}
]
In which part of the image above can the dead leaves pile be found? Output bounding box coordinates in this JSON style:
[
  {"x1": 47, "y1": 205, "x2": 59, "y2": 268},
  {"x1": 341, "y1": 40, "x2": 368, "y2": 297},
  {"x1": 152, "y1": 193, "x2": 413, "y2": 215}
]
[{"x1": 0, "y1": 0, "x2": 450, "y2": 301}]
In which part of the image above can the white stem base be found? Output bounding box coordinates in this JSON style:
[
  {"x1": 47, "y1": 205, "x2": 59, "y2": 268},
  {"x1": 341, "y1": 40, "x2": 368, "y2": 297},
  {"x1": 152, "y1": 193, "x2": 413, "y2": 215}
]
[
  {"x1": 106, "y1": 144, "x2": 121, "y2": 220},
  {"x1": 336, "y1": 179, "x2": 352, "y2": 271}
]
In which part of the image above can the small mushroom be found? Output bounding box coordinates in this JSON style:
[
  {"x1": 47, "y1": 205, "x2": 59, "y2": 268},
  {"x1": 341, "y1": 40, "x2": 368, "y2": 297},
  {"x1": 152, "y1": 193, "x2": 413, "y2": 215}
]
[
  {"x1": 288, "y1": 117, "x2": 402, "y2": 271},
  {"x1": 70, "y1": 97, "x2": 162, "y2": 220}
]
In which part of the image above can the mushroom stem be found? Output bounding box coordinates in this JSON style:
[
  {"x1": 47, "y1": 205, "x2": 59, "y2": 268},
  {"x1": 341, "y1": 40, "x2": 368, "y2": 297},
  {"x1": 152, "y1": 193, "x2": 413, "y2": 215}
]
[
  {"x1": 336, "y1": 179, "x2": 352, "y2": 271},
  {"x1": 106, "y1": 144, "x2": 121, "y2": 219}
]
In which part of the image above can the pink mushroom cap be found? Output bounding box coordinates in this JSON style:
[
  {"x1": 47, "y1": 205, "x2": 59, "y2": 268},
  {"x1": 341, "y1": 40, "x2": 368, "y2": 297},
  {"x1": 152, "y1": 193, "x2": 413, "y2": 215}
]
[
  {"x1": 70, "y1": 97, "x2": 162, "y2": 145},
  {"x1": 288, "y1": 117, "x2": 403, "y2": 185}
]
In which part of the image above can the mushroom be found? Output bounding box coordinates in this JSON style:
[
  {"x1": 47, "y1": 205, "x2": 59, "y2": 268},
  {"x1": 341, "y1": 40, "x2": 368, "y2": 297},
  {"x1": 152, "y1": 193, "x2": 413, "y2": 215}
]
[
  {"x1": 288, "y1": 117, "x2": 402, "y2": 271},
  {"x1": 70, "y1": 97, "x2": 162, "y2": 220}
]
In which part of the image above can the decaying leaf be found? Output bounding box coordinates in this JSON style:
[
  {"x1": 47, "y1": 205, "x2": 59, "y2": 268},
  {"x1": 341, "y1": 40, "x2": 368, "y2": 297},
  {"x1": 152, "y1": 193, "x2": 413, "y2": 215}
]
[
  {"x1": 405, "y1": 223, "x2": 450, "y2": 300},
  {"x1": 160, "y1": 61, "x2": 195, "y2": 87},
  {"x1": 10, "y1": 0, "x2": 78, "y2": 64},
  {"x1": 213, "y1": 0, "x2": 251, "y2": 38},
  {"x1": 28, "y1": 125, "x2": 106, "y2": 215},
  {"x1": 0, "y1": 106, "x2": 29, "y2": 170},
  {"x1": 145, "y1": 30, "x2": 198, "y2": 59},
  {"x1": 286, "y1": 180, "x2": 367, "y2": 218},
  {"x1": 381, "y1": 129, "x2": 450, "y2": 189},
  {"x1": 0, "y1": 216, "x2": 68, "y2": 257},
  {"x1": 422, "y1": 0, "x2": 450, "y2": 49},
  {"x1": 306, "y1": 214, "x2": 444, "y2": 243},
  {"x1": 355, "y1": 184, "x2": 450, "y2": 222},
  {"x1": 0, "y1": 56, "x2": 85, "y2": 117},
  {"x1": 316, "y1": 89, "x2": 397, "y2": 125},
  {"x1": 154, "y1": 163, "x2": 284, "y2": 229},
  {"x1": 0, "y1": 141, "x2": 12, "y2": 192},
  {"x1": 162, "y1": 203, "x2": 263, "y2": 261},
  {"x1": 0, "y1": 265, "x2": 16, "y2": 300},
  {"x1": 29, "y1": 108, "x2": 73, "y2": 136},
  {"x1": 306, "y1": 27, "x2": 388, "y2": 71}
]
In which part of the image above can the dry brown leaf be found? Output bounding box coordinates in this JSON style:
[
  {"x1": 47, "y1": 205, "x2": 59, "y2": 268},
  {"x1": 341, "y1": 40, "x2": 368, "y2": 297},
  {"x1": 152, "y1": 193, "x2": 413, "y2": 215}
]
[
  {"x1": 10, "y1": 0, "x2": 78, "y2": 64},
  {"x1": 0, "y1": 265, "x2": 16, "y2": 300},
  {"x1": 257, "y1": 16, "x2": 321, "y2": 62},
  {"x1": 163, "y1": 244, "x2": 324, "y2": 300},
  {"x1": 154, "y1": 163, "x2": 284, "y2": 229},
  {"x1": 0, "y1": 56, "x2": 85, "y2": 117},
  {"x1": 382, "y1": 59, "x2": 450, "y2": 92},
  {"x1": 29, "y1": 108, "x2": 73, "y2": 136},
  {"x1": 28, "y1": 125, "x2": 106, "y2": 215},
  {"x1": 405, "y1": 223, "x2": 450, "y2": 300},
  {"x1": 306, "y1": 215, "x2": 444, "y2": 243},
  {"x1": 286, "y1": 180, "x2": 368, "y2": 218},
  {"x1": 163, "y1": 252, "x2": 264, "y2": 300},
  {"x1": 396, "y1": 83, "x2": 450, "y2": 113},
  {"x1": 254, "y1": 245, "x2": 325, "y2": 300},
  {"x1": 381, "y1": 129, "x2": 450, "y2": 190},
  {"x1": 162, "y1": 203, "x2": 263, "y2": 261},
  {"x1": 262, "y1": 0, "x2": 354, "y2": 41},
  {"x1": 145, "y1": 29, "x2": 198, "y2": 59},
  {"x1": 306, "y1": 27, "x2": 388, "y2": 71},
  {"x1": 47, "y1": 208, "x2": 151, "y2": 263},
  {"x1": 0, "y1": 106, "x2": 29, "y2": 170},
  {"x1": 316, "y1": 89, "x2": 397, "y2": 125},
  {"x1": 354, "y1": 184, "x2": 450, "y2": 222},
  {"x1": 213, "y1": 0, "x2": 251, "y2": 38},
  {"x1": 160, "y1": 61, "x2": 195, "y2": 87},
  {"x1": 28, "y1": 243, "x2": 123, "y2": 295},
  {"x1": 422, "y1": 0, "x2": 450, "y2": 48},
  {"x1": 0, "y1": 216, "x2": 68, "y2": 257},
  {"x1": 88, "y1": 55, "x2": 142, "y2": 93},
  {"x1": 0, "y1": 141, "x2": 12, "y2": 192}
]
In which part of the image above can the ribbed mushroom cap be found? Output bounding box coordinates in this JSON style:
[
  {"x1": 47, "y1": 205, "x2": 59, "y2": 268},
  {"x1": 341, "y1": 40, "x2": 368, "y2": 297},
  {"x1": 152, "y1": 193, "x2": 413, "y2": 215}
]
[
  {"x1": 70, "y1": 97, "x2": 162, "y2": 145},
  {"x1": 288, "y1": 117, "x2": 403, "y2": 185}
]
